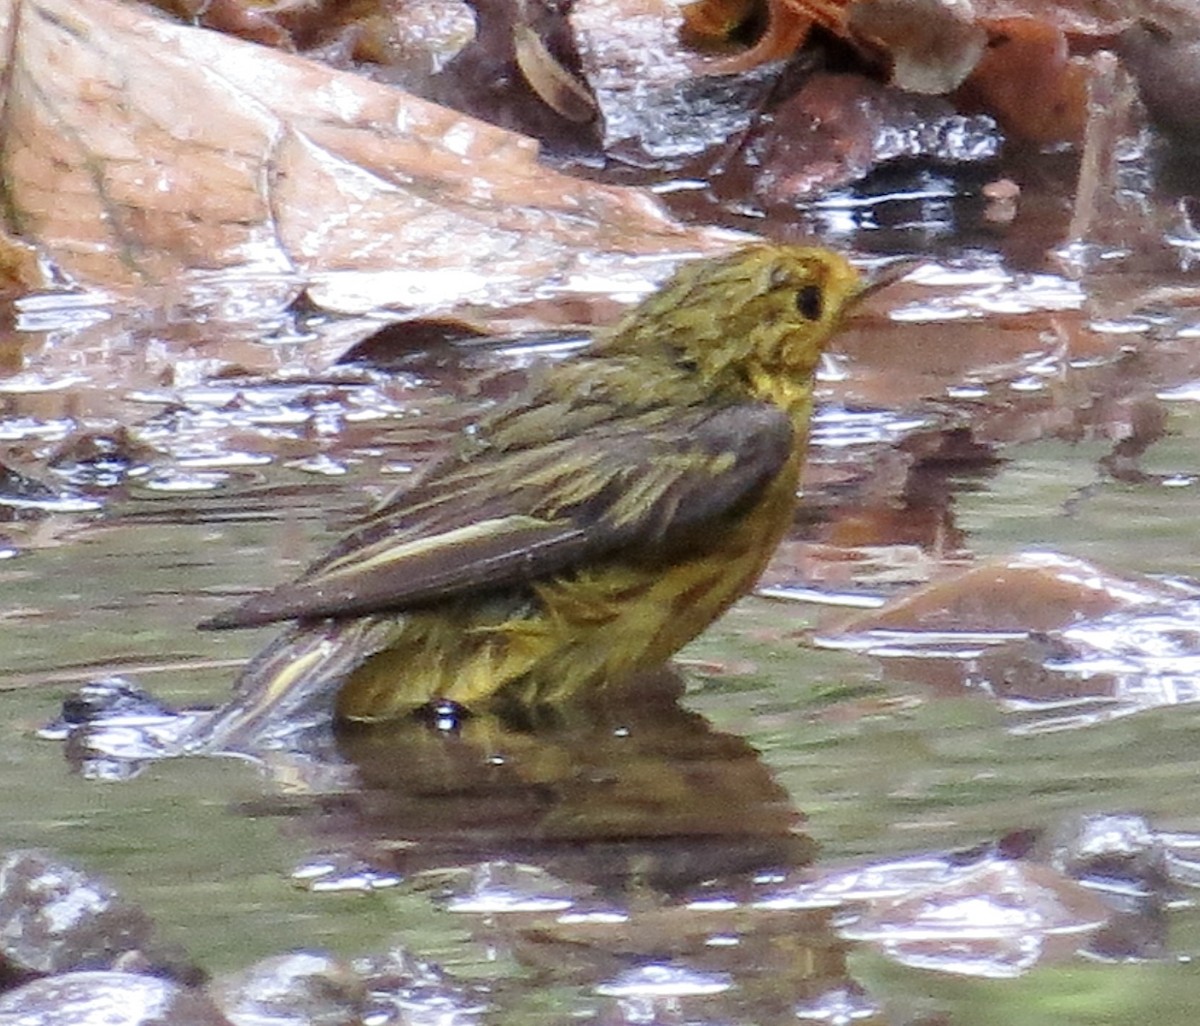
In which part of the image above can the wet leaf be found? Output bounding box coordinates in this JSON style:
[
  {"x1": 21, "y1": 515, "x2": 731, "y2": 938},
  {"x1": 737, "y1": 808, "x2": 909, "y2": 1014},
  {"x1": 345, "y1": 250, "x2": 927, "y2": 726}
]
[
  {"x1": 681, "y1": 0, "x2": 760, "y2": 43},
  {"x1": 0, "y1": 0, "x2": 734, "y2": 312},
  {"x1": 970, "y1": 0, "x2": 1187, "y2": 37},
  {"x1": 681, "y1": 0, "x2": 853, "y2": 69},
  {"x1": 1119, "y1": 20, "x2": 1200, "y2": 148},
  {"x1": 0, "y1": 227, "x2": 50, "y2": 295},
  {"x1": 671, "y1": 0, "x2": 1200, "y2": 148},
  {"x1": 848, "y1": 0, "x2": 986, "y2": 94},
  {"x1": 186, "y1": 0, "x2": 296, "y2": 48},
  {"x1": 840, "y1": 859, "x2": 1109, "y2": 977},
  {"x1": 746, "y1": 72, "x2": 1000, "y2": 203},
  {"x1": 824, "y1": 551, "x2": 1176, "y2": 636},
  {"x1": 0, "y1": 849, "x2": 199, "y2": 979},
  {"x1": 335, "y1": 317, "x2": 493, "y2": 368},
  {"x1": 0, "y1": 972, "x2": 227, "y2": 1026},
  {"x1": 513, "y1": 20, "x2": 598, "y2": 122},
  {"x1": 210, "y1": 952, "x2": 364, "y2": 1026},
  {"x1": 957, "y1": 16, "x2": 1091, "y2": 143},
  {"x1": 717, "y1": 0, "x2": 831, "y2": 69},
  {"x1": 570, "y1": 0, "x2": 785, "y2": 165}
]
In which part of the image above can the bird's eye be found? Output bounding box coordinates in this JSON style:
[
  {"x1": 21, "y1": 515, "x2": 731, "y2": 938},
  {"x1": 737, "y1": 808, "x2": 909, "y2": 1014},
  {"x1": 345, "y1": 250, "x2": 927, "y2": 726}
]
[{"x1": 795, "y1": 284, "x2": 823, "y2": 321}]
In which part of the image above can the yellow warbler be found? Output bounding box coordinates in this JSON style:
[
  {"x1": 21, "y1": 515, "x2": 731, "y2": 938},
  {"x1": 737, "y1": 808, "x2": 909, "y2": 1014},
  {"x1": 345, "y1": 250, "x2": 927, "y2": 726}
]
[{"x1": 197, "y1": 244, "x2": 900, "y2": 738}]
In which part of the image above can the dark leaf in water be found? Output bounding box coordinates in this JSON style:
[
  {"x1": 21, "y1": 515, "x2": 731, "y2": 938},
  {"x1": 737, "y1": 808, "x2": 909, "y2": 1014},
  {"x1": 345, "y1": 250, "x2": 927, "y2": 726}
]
[
  {"x1": 746, "y1": 73, "x2": 1000, "y2": 204},
  {"x1": 1119, "y1": 20, "x2": 1200, "y2": 151},
  {"x1": 336, "y1": 318, "x2": 492, "y2": 367}
]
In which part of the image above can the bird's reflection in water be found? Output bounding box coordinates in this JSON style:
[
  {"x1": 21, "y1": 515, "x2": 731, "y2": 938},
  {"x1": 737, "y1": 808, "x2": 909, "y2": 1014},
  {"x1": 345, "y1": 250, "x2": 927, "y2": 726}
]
[
  {"x1": 261, "y1": 668, "x2": 811, "y2": 895},
  {"x1": 232, "y1": 668, "x2": 858, "y2": 1024}
]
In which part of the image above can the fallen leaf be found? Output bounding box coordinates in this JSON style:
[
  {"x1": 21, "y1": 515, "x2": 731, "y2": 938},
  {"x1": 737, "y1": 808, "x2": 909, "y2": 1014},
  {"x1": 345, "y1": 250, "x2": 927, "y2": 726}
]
[
  {"x1": 570, "y1": 0, "x2": 784, "y2": 165},
  {"x1": 824, "y1": 551, "x2": 1175, "y2": 636},
  {"x1": 957, "y1": 17, "x2": 1090, "y2": 143},
  {"x1": 970, "y1": 0, "x2": 1175, "y2": 37},
  {"x1": 847, "y1": 0, "x2": 986, "y2": 94},
  {"x1": 746, "y1": 72, "x2": 1000, "y2": 203},
  {"x1": 513, "y1": 20, "x2": 598, "y2": 123},
  {"x1": 0, "y1": 227, "x2": 49, "y2": 295},
  {"x1": 682, "y1": 0, "x2": 851, "y2": 72},
  {"x1": 1119, "y1": 20, "x2": 1200, "y2": 148},
  {"x1": 0, "y1": 0, "x2": 736, "y2": 313}
]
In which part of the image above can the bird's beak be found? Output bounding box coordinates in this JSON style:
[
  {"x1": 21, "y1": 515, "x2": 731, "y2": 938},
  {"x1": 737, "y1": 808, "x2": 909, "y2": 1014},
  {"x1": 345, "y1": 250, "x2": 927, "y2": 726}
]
[{"x1": 852, "y1": 257, "x2": 923, "y2": 306}]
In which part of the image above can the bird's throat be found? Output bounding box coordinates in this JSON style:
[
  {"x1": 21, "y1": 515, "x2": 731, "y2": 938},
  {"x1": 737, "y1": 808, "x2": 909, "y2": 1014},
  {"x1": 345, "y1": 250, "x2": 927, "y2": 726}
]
[{"x1": 743, "y1": 363, "x2": 817, "y2": 423}]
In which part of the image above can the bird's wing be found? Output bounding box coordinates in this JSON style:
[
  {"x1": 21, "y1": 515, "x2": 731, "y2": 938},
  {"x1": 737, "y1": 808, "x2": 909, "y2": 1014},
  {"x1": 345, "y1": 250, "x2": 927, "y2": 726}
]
[{"x1": 200, "y1": 402, "x2": 794, "y2": 629}]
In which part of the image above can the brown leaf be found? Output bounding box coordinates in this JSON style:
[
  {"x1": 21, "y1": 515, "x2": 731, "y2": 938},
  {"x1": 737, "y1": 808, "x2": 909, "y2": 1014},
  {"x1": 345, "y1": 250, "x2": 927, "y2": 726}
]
[
  {"x1": 0, "y1": 0, "x2": 734, "y2": 312},
  {"x1": 681, "y1": 0, "x2": 759, "y2": 42},
  {"x1": 191, "y1": 0, "x2": 296, "y2": 49},
  {"x1": 747, "y1": 72, "x2": 998, "y2": 202},
  {"x1": 683, "y1": 0, "x2": 851, "y2": 72},
  {"x1": 0, "y1": 227, "x2": 49, "y2": 295},
  {"x1": 957, "y1": 17, "x2": 1090, "y2": 143},
  {"x1": 824, "y1": 552, "x2": 1177, "y2": 636},
  {"x1": 571, "y1": 0, "x2": 786, "y2": 165},
  {"x1": 970, "y1": 0, "x2": 1169, "y2": 37}
]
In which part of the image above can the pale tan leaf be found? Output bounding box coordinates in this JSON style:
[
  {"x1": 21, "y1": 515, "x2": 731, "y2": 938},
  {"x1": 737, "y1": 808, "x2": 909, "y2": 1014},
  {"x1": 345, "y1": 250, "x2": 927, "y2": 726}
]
[
  {"x1": 848, "y1": 0, "x2": 986, "y2": 94},
  {"x1": 0, "y1": 0, "x2": 737, "y2": 313},
  {"x1": 513, "y1": 22, "x2": 597, "y2": 123}
]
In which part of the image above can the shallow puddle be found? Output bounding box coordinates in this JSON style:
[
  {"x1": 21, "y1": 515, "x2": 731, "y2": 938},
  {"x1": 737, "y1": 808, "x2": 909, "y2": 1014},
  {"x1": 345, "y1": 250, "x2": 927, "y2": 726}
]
[{"x1": 6, "y1": 168, "x2": 1200, "y2": 1022}]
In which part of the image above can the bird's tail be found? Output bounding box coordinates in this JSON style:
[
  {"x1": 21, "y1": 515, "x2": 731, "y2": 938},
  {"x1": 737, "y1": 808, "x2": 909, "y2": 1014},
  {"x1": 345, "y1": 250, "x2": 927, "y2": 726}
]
[{"x1": 180, "y1": 616, "x2": 399, "y2": 754}]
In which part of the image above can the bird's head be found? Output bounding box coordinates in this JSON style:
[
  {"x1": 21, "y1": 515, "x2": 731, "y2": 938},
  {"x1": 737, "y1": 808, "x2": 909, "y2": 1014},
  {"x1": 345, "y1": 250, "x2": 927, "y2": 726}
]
[{"x1": 601, "y1": 244, "x2": 899, "y2": 416}]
